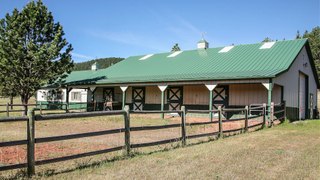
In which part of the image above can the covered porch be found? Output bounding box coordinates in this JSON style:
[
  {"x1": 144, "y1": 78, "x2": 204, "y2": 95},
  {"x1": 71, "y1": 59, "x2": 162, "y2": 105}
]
[{"x1": 77, "y1": 79, "x2": 283, "y2": 119}]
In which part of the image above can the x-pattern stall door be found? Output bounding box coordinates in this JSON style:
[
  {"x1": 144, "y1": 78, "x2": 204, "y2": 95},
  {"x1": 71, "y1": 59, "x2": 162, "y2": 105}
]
[
  {"x1": 104, "y1": 88, "x2": 114, "y2": 101},
  {"x1": 212, "y1": 85, "x2": 229, "y2": 109},
  {"x1": 132, "y1": 87, "x2": 145, "y2": 111},
  {"x1": 167, "y1": 86, "x2": 183, "y2": 110}
]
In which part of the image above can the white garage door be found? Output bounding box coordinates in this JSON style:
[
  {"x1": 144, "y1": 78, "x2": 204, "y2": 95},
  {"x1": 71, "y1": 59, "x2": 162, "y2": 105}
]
[{"x1": 299, "y1": 73, "x2": 306, "y2": 119}]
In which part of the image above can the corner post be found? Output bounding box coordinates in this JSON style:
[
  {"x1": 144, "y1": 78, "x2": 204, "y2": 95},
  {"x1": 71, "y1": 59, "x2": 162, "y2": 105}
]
[
  {"x1": 262, "y1": 103, "x2": 266, "y2": 128},
  {"x1": 124, "y1": 105, "x2": 131, "y2": 155},
  {"x1": 245, "y1": 106, "x2": 248, "y2": 132},
  {"x1": 218, "y1": 106, "x2": 223, "y2": 138},
  {"x1": 270, "y1": 102, "x2": 274, "y2": 127},
  {"x1": 27, "y1": 109, "x2": 35, "y2": 176},
  {"x1": 181, "y1": 106, "x2": 186, "y2": 146}
]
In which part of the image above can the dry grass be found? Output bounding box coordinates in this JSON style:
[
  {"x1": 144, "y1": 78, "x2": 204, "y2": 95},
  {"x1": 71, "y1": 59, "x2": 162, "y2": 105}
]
[{"x1": 0, "y1": 97, "x2": 37, "y2": 117}]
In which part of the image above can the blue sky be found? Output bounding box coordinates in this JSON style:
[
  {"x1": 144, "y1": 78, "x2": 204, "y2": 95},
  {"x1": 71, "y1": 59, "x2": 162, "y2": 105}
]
[{"x1": 1, "y1": 0, "x2": 319, "y2": 62}]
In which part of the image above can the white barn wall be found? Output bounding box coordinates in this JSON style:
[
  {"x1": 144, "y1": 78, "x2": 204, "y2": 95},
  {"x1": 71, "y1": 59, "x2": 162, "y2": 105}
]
[{"x1": 273, "y1": 47, "x2": 318, "y2": 110}]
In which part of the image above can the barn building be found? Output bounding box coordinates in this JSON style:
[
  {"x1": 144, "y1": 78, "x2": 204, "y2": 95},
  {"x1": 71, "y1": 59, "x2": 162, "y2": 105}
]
[{"x1": 38, "y1": 39, "x2": 319, "y2": 120}]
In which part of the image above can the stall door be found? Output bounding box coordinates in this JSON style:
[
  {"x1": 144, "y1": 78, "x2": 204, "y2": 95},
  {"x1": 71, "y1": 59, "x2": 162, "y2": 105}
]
[
  {"x1": 167, "y1": 87, "x2": 183, "y2": 110},
  {"x1": 212, "y1": 85, "x2": 229, "y2": 109},
  {"x1": 299, "y1": 73, "x2": 308, "y2": 119},
  {"x1": 132, "y1": 87, "x2": 145, "y2": 111},
  {"x1": 104, "y1": 88, "x2": 114, "y2": 101}
]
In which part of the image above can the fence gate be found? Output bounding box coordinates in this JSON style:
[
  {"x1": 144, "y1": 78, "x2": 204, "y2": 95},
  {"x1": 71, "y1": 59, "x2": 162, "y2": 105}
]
[
  {"x1": 132, "y1": 87, "x2": 145, "y2": 111},
  {"x1": 212, "y1": 85, "x2": 229, "y2": 109},
  {"x1": 167, "y1": 86, "x2": 183, "y2": 110}
]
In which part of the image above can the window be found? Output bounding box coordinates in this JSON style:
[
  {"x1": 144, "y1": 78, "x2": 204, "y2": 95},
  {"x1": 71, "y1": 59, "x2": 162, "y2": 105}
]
[
  {"x1": 46, "y1": 89, "x2": 64, "y2": 102},
  {"x1": 71, "y1": 92, "x2": 81, "y2": 101}
]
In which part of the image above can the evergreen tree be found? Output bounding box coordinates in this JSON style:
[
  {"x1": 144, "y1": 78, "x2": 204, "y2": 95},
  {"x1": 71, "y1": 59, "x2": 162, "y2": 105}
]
[
  {"x1": 73, "y1": 57, "x2": 124, "y2": 71},
  {"x1": 301, "y1": 27, "x2": 320, "y2": 81},
  {"x1": 262, "y1": 37, "x2": 273, "y2": 42},
  {"x1": 296, "y1": 30, "x2": 301, "y2": 39},
  {"x1": 171, "y1": 43, "x2": 181, "y2": 52},
  {"x1": 0, "y1": 0, "x2": 73, "y2": 115}
]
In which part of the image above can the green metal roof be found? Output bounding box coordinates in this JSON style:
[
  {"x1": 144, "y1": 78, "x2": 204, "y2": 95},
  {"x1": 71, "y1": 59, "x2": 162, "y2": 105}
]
[{"x1": 60, "y1": 39, "x2": 313, "y2": 86}]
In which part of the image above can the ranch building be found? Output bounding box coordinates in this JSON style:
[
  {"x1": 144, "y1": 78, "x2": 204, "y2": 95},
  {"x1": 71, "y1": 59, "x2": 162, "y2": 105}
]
[{"x1": 38, "y1": 39, "x2": 319, "y2": 120}]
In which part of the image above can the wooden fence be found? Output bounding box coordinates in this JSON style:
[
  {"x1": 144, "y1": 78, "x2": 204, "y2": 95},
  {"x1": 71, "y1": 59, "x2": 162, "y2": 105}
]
[
  {"x1": 0, "y1": 102, "x2": 91, "y2": 117},
  {"x1": 0, "y1": 103, "x2": 285, "y2": 177}
]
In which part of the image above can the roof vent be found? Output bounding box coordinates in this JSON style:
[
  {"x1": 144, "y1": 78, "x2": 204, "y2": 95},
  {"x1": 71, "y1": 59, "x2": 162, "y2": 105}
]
[
  {"x1": 197, "y1": 39, "x2": 209, "y2": 49},
  {"x1": 260, "y1": 42, "x2": 276, "y2": 49},
  {"x1": 219, "y1": 46, "x2": 234, "y2": 53},
  {"x1": 139, "y1": 54, "x2": 154, "y2": 60},
  {"x1": 91, "y1": 62, "x2": 99, "y2": 71},
  {"x1": 167, "y1": 51, "x2": 183, "y2": 58}
]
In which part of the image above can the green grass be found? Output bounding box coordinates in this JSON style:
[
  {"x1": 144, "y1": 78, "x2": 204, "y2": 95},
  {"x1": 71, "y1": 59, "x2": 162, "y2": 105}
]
[{"x1": 4, "y1": 120, "x2": 319, "y2": 180}]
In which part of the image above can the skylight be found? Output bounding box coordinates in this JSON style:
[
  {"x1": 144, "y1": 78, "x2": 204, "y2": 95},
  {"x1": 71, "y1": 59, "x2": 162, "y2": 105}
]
[
  {"x1": 218, "y1": 46, "x2": 234, "y2": 53},
  {"x1": 260, "y1": 42, "x2": 276, "y2": 49},
  {"x1": 139, "y1": 54, "x2": 154, "y2": 60},
  {"x1": 167, "y1": 51, "x2": 183, "y2": 58}
]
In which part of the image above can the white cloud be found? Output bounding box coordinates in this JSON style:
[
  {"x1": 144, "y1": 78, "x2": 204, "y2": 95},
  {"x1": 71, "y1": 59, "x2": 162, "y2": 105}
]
[
  {"x1": 88, "y1": 30, "x2": 168, "y2": 53},
  {"x1": 71, "y1": 52, "x2": 94, "y2": 62}
]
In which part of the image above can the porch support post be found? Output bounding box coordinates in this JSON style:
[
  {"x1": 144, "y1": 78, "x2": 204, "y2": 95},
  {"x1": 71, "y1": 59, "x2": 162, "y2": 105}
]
[
  {"x1": 205, "y1": 84, "x2": 217, "y2": 122},
  {"x1": 158, "y1": 85, "x2": 168, "y2": 119},
  {"x1": 120, "y1": 86, "x2": 128, "y2": 110},
  {"x1": 89, "y1": 87, "x2": 97, "y2": 111},
  {"x1": 65, "y1": 87, "x2": 73, "y2": 113},
  {"x1": 262, "y1": 81, "x2": 273, "y2": 126}
]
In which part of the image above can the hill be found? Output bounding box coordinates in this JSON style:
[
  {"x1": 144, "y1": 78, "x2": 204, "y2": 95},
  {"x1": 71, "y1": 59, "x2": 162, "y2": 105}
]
[{"x1": 73, "y1": 57, "x2": 124, "y2": 71}]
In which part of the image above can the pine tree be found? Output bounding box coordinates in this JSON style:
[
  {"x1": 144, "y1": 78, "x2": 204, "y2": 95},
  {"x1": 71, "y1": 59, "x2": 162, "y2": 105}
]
[
  {"x1": 301, "y1": 27, "x2": 320, "y2": 81},
  {"x1": 171, "y1": 43, "x2": 181, "y2": 52},
  {"x1": 0, "y1": 0, "x2": 73, "y2": 115}
]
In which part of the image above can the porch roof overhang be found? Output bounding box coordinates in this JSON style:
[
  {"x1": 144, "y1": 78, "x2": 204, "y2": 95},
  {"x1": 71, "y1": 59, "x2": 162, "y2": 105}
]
[{"x1": 68, "y1": 78, "x2": 271, "y2": 89}]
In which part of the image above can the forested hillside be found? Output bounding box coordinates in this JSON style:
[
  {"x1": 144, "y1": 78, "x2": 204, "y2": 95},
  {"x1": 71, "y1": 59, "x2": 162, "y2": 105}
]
[{"x1": 73, "y1": 57, "x2": 124, "y2": 71}]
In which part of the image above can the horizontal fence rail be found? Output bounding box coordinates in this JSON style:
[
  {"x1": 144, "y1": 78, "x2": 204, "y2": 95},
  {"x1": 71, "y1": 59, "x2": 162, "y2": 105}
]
[
  {"x1": 0, "y1": 108, "x2": 128, "y2": 175},
  {"x1": 0, "y1": 102, "x2": 286, "y2": 176}
]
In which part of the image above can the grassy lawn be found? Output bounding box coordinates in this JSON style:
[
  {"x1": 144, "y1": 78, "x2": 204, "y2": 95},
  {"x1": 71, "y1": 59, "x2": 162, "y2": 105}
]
[{"x1": 3, "y1": 120, "x2": 317, "y2": 179}]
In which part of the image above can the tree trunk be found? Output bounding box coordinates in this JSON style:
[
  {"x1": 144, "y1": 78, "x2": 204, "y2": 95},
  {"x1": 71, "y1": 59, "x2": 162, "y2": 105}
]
[
  {"x1": 10, "y1": 96, "x2": 13, "y2": 110},
  {"x1": 21, "y1": 96, "x2": 29, "y2": 116}
]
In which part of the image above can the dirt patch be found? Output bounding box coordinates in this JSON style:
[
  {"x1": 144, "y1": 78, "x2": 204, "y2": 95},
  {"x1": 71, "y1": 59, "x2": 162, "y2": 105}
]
[{"x1": 0, "y1": 114, "x2": 265, "y2": 166}]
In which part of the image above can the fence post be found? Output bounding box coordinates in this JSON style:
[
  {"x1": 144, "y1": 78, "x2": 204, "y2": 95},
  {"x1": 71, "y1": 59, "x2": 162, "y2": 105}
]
[
  {"x1": 124, "y1": 105, "x2": 131, "y2": 155},
  {"x1": 245, "y1": 106, "x2": 248, "y2": 132},
  {"x1": 39, "y1": 102, "x2": 43, "y2": 115},
  {"x1": 6, "y1": 102, "x2": 9, "y2": 117},
  {"x1": 262, "y1": 103, "x2": 266, "y2": 129},
  {"x1": 65, "y1": 103, "x2": 68, "y2": 113},
  {"x1": 181, "y1": 106, "x2": 186, "y2": 146},
  {"x1": 27, "y1": 109, "x2": 35, "y2": 176},
  {"x1": 218, "y1": 106, "x2": 223, "y2": 138},
  {"x1": 270, "y1": 102, "x2": 274, "y2": 127}
]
